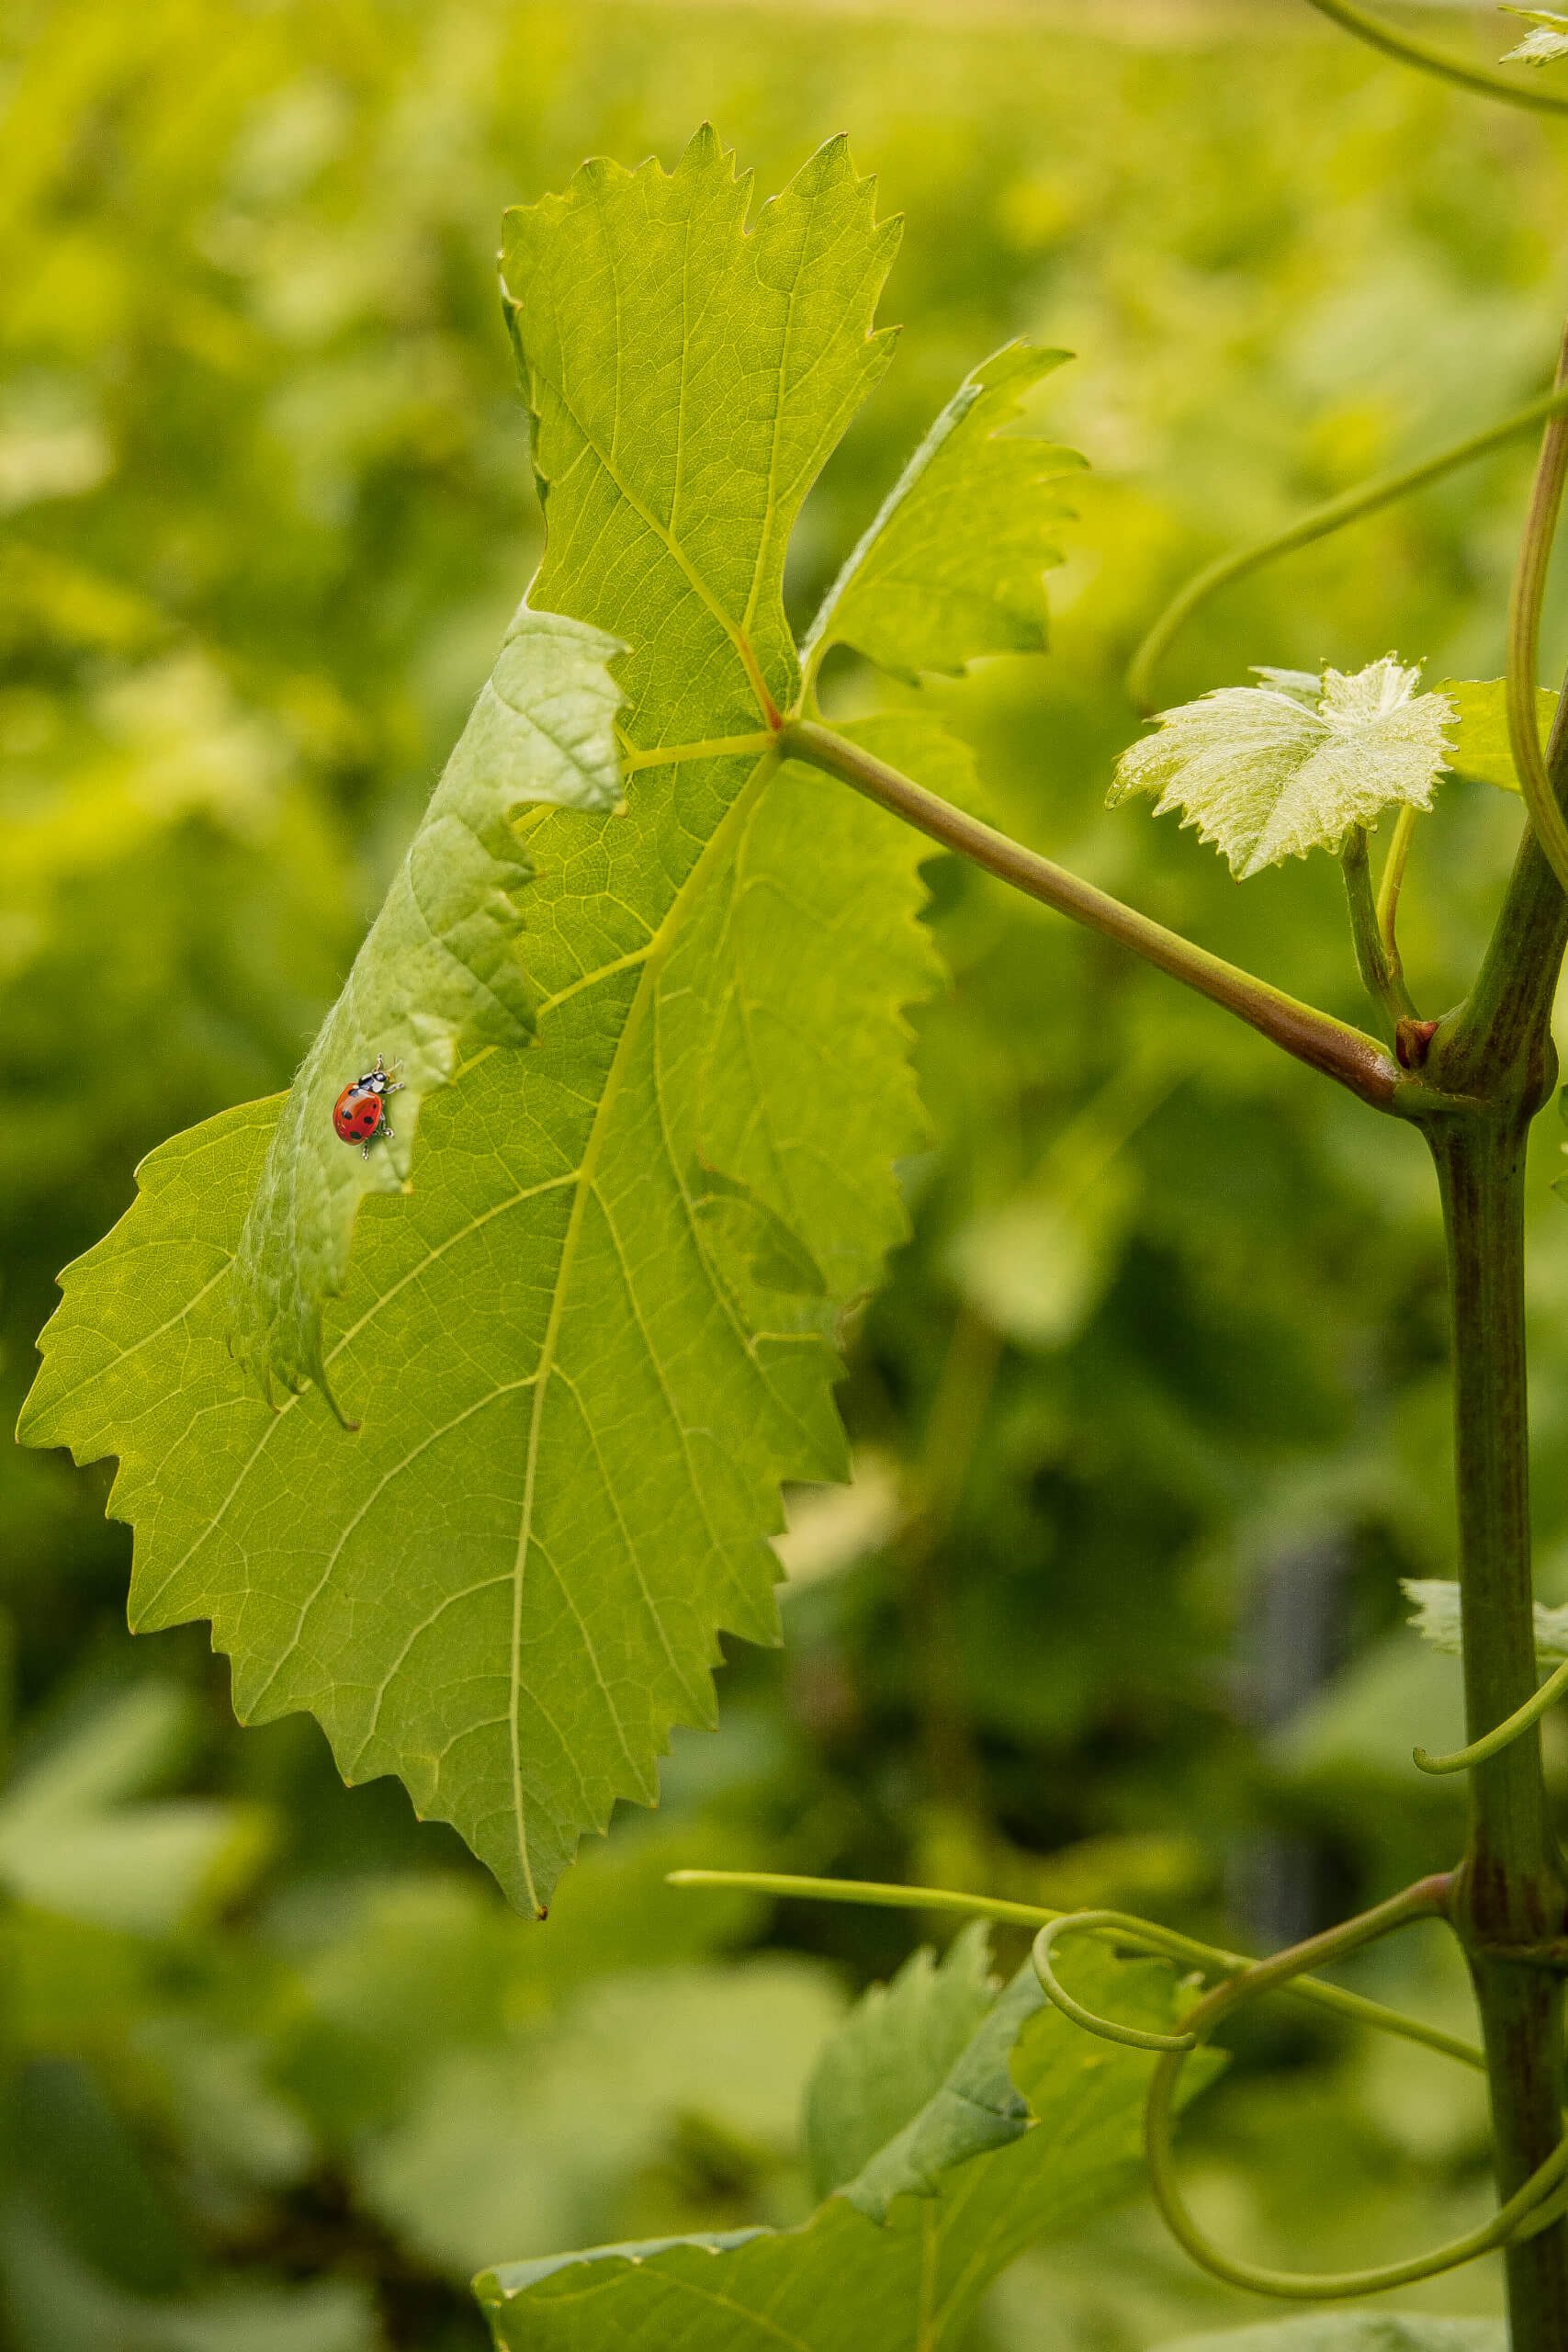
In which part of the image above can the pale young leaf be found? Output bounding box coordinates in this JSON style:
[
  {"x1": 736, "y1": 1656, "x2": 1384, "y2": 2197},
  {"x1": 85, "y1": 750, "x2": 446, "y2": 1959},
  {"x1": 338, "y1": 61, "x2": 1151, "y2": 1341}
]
[
  {"x1": 1110, "y1": 657, "x2": 1454, "y2": 879},
  {"x1": 1403, "y1": 1577, "x2": 1568, "y2": 1665},
  {"x1": 1501, "y1": 8, "x2": 1568, "y2": 64}
]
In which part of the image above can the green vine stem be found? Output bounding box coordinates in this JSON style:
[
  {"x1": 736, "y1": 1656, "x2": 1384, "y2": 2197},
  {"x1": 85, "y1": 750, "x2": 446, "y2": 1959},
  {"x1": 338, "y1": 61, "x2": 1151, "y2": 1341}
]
[
  {"x1": 1508, "y1": 321, "x2": 1568, "y2": 899},
  {"x1": 1418, "y1": 1102, "x2": 1568, "y2": 2345},
  {"x1": 777, "y1": 718, "x2": 1406, "y2": 1112},
  {"x1": 1416, "y1": 1654, "x2": 1568, "y2": 1776},
  {"x1": 1143, "y1": 1875, "x2": 1568, "y2": 2300},
  {"x1": 1376, "y1": 802, "x2": 1419, "y2": 988},
  {"x1": 1303, "y1": 0, "x2": 1568, "y2": 114},
  {"x1": 1127, "y1": 380, "x2": 1568, "y2": 714},
  {"x1": 1343, "y1": 822, "x2": 1416, "y2": 1035},
  {"x1": 666, "y1": 1869, "x2": 1485, "y2": 2071}
]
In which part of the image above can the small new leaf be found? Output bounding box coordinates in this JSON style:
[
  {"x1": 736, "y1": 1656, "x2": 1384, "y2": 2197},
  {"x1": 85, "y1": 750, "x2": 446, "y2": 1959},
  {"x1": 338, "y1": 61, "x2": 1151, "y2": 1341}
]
[
  {"x1": 1502, "y1": 8, "x2": 1568, "y2": 64},
  {"x1": 1438, "y1": 676, "x2": 1559, "y2": 793},
  {"x1": 231, "y1": 605, "x2": 625, "y2": 1408},
  {"x1": 803, "y1": 341, "x2": 1084, "y2": 684},
  {"x1": 1111, "y1": 657, "x2": 1454, "y2": 879}
]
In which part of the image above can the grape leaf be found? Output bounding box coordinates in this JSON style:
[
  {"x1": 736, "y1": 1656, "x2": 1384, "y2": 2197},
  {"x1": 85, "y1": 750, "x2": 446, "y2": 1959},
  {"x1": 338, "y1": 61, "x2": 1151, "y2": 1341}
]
[
  {"x1": 1437, "y1": 675, "x2": 1559, "y2": 792},
  {"x1": 804, "y1": 1923, "x2": 997, "y2": 2200},
  {"x1": 1403, "y1": 1577, "x2": 1568, "y2": 1664},
  {"x1": 0, "y1": 1684, "x2": 266, "y2": 1935},
  {"x1": 231, "y1": 604, "x2": 625, "y2": 1412},
  {"x1": 20, "y1": 130, "x2": 952, "y2": 1917},
  {"x1": 1502, "y1": 8, "x2": 1568, "y2": 65},
  {"x1": 477, "y1": 1944, "x2": 1197, "y2": 2352},
  {"x1": 1111, "y1": 658, "x2": 1454, "y2": 878},
  {"x1": 1166, "y1": 2320, "x2": 1503, "y2": 2352},
  {"x1": 801, "y1": 340, "x2": 1083, "y2": 684}
]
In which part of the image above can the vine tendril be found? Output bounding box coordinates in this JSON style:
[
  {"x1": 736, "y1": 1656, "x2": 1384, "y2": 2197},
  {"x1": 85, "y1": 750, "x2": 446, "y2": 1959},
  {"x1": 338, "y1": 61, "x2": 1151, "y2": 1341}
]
[
  {"x1": 1416, "y1": 1654, "x2": 1568, "y2": 1775},
  {"x1": 1142, "y1": 1874, "x2": 1568, "y2": 2298},
  {"x1": 1126, "y1": 382, "x2": 1568, "y2": 715},
  {"x1": 1031, "y1": 1912, "x2": 1201, "y2": 2053}
]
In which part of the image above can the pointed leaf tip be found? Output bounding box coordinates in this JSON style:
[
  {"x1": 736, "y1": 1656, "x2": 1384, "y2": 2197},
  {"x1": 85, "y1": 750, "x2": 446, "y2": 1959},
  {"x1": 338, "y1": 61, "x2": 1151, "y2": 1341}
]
[{"x1": 803, "y1": 339, "x2": 1083, "y2": 685}]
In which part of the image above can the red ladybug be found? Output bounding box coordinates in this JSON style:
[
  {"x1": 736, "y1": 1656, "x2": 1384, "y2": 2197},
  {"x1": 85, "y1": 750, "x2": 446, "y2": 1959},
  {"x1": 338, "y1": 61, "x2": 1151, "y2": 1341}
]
[{"x1": 333, "y1": 1055, "x2": 404, "y2": 1159}]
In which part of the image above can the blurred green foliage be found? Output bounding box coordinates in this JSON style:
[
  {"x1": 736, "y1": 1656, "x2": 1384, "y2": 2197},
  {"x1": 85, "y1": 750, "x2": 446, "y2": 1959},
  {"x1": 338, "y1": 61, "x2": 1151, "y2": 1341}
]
[{"x1": 8, "y1": 0, "x2": 1568, "y2": 2342}]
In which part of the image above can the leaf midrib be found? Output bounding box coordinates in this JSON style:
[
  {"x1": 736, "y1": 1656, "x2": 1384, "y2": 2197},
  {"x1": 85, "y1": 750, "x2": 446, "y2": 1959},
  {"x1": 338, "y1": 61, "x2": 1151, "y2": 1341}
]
[{"x1": 505, "y1": 743, "x2": 781, "y2": 1911}]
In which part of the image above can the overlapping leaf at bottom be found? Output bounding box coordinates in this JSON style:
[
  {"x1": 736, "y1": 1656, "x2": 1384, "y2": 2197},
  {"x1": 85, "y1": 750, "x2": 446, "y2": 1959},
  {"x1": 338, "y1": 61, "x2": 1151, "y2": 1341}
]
[
  {"x1": 21, "y1": 747, "x2": 940, "y2": 1916},
  {"x1": 478, "y1": 1945, "x2": 1196, "y2": 2351}
]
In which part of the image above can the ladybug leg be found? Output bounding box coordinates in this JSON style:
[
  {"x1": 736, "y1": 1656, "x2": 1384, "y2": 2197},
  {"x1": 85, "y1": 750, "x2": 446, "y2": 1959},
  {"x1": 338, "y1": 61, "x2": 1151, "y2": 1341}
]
[{"x1": 382, "y1": 1125, "x2": 395, "y2": 1142}]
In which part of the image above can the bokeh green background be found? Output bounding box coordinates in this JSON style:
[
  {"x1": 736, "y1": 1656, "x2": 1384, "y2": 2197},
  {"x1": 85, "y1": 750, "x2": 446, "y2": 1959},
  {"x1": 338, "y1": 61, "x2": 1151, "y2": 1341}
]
[{"x1": 6, "y1": 1, "x2": 1568, "y2": 2343}]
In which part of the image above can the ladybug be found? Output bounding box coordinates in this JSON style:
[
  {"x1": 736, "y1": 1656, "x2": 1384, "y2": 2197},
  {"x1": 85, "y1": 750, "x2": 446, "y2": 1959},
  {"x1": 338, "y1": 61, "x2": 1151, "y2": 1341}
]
[{"x1": 333, "y1": 1055, "x2": 404, "y2": 1158}]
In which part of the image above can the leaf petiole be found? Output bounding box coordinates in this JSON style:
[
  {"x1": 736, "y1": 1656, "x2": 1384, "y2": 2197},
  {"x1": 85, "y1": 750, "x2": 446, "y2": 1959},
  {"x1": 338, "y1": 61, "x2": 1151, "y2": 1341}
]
[{"x1": 779, "y1": 716, "x2": 1405, "y2": 1113}]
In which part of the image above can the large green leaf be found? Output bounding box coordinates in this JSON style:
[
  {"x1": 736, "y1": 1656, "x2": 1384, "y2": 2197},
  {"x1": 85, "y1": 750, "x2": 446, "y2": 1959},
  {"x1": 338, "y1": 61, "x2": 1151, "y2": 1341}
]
[
  {"x1": 231, "y1": 604, "x2": 625, "y2": 1409},
  {"x1": 20, "y1": 130, "x2": 959, "y2": 1916},
  {"x1": 477, "y1": 1943, "x2": 1192, "y2": 2352},
  {"x1": 801, "y1": 340, "x2": 1082, "y2": 684}
]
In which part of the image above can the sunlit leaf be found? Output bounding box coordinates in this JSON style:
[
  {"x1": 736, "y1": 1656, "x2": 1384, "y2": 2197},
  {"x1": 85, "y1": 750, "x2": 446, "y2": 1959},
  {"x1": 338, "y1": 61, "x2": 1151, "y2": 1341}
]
[
  {"x1": 20, "y1": 130, "x2": 944, "y2": 1917},
  {"x1": 231, "y1": 604, "x2": 626, "y2": 1409},
  {"x1": 802, "y1": 341, "x2": 1083, "y2": 684},
  {"x1": 1111, "y1": 658, "x2": 1454, "y2": 879}
]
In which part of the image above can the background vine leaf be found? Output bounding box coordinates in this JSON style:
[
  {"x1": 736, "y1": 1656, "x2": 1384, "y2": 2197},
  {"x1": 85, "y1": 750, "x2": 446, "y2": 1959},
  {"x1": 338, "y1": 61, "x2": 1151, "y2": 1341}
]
[
  {"x1": 478, "y1": 1942, "x2": 1197, "y2": 2352},
  {"x1": 19, "y1": 130, "x2": 942, "y2": 1919},
  {"x1": 1111, "y1": 657, "x2": 1454, "y2": 878},
  {"x1": 1165, "y1": 2320, "x2": 1504, "y2": 2352},
  {"x1": 1438, "y1": 675, "x2": 1559, "y2": 792},
  {"x1": 801, "y1": 340, "x2": 1083, "y2": 684},
  {"x1": 231, "y1": 605, "x2": 625, "y2": 1410}
]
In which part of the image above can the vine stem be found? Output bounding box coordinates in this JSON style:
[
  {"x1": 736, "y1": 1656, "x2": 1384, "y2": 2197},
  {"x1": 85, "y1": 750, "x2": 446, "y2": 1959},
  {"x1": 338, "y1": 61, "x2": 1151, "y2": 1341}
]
[
  {"x1": 1303, "y1": 0, "x2": 1568, "y2": 114},
  {"x1": 1127, "y1": 380, "x2": 1568, "y2": 714},
  {"x1": 1343, "y1": 822, "x2": 1416, "y2": 1035},
  {"x1": 776, "y1": 718, "x2": 1406, "y2": 1114},
  {"x1": 1422, "y1": 1104, "x2": 1568, "y2": 2346}
]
